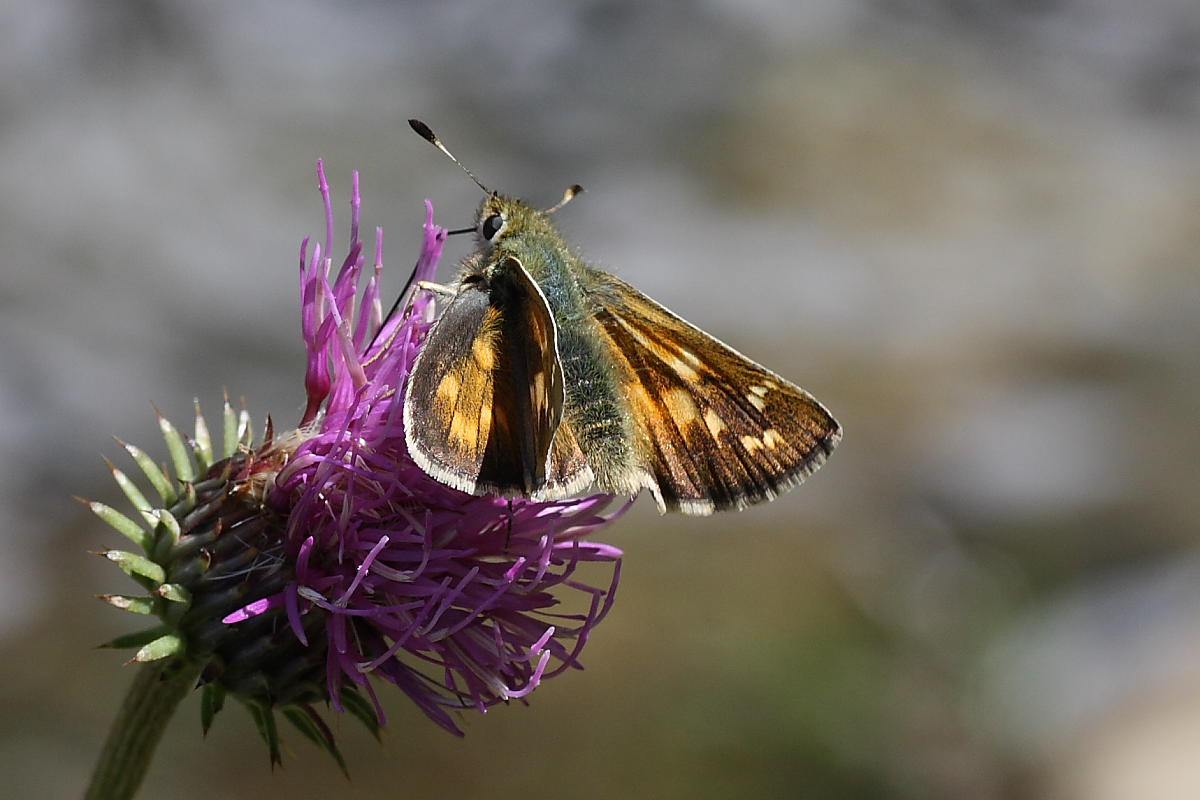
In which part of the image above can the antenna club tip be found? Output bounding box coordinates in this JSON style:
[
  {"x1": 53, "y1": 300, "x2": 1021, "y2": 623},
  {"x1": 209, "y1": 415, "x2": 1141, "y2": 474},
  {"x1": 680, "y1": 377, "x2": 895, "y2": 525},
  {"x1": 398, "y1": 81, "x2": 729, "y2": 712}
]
[
  {"x1": 544, "y1": 184, "x2": 584, "y2": 215},
  {"x1": 408, "y1": 119, "x2": 491, "y2": 194},
  {"x1": 408, "y1": 119, "x2": 436, "y2": 142}
]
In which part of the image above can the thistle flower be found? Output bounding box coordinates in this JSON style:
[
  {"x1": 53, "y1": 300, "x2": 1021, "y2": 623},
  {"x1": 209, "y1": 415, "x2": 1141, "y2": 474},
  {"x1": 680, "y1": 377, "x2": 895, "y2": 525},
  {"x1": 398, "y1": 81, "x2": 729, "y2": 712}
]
[{"x1": 85, "y1": 163, "x2": 625, "y2": 794}]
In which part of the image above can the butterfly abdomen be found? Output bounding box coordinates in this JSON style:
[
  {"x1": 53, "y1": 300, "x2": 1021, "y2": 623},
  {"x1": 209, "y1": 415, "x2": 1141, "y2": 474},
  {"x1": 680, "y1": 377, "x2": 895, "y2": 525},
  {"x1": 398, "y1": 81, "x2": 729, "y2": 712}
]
[
  {"x1": 516, "y1": 242, "x2": 644, "y2": 496},
  {"x1": 555, "y1": 321, "x2": 641, "y2": 493}
]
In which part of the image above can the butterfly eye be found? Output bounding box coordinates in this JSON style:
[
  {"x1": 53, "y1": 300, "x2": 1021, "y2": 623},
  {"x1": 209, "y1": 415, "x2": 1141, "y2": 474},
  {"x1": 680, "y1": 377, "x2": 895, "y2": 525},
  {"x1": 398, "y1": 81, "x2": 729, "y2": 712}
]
[{"x1": 481, "y1": 214, "x2": 505, "y2": 241}]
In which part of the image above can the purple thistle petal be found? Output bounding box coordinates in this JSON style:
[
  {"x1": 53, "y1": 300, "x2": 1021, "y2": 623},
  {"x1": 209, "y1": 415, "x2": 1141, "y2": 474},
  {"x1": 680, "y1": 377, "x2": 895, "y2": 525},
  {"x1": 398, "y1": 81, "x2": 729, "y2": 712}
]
[
  {"x1": 284, "y1": 582, "x2": 306, "y2": 646},
  {"x1": 222, "y1": 595, "x2": 282, "y2": 624},
  {"x1": 349, "y1": 171, "x2": 361, "y2": 248},
  {"x1": 317, "y1": 159, "x2": 334, "y2": 266}
]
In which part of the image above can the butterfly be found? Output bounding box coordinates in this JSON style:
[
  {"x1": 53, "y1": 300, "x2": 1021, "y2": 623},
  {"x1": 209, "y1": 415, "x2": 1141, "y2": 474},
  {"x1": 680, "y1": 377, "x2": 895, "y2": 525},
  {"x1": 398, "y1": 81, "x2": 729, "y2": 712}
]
[{"x1": 402, "y1": 120, "x2": 841, "y2": 515}]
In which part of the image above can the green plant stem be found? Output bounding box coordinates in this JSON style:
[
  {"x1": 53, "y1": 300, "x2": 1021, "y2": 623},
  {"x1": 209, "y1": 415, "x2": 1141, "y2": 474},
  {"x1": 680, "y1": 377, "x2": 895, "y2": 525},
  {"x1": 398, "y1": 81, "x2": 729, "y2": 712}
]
[{"x1": 85, "y1": 659, "x2": 203, "y2": 800}]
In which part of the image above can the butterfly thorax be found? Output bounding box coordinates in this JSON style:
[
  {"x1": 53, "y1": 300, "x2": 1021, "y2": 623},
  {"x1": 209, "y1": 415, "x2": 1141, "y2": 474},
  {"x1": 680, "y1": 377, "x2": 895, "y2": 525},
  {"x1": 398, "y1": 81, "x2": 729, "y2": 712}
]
[{"x1": 465, "y1": 194, "x2": 644, "y2": 496}]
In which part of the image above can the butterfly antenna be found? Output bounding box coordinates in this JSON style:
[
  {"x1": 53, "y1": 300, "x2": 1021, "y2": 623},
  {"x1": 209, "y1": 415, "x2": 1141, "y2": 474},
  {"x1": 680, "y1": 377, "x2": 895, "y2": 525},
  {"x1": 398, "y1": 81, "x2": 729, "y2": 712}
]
[
  {"x1": 408, "y1": 119, "x2": 491, "y2": 195},
  {"x1": 544, "y1": 184, "x2": 583, "y2": 214}
]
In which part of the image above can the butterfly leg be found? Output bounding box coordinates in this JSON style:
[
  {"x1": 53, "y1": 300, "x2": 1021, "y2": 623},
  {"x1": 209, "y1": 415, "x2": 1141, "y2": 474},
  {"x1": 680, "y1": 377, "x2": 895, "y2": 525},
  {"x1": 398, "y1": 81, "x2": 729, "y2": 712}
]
[{"x1": 505, "y1": 498, "x2": 513, "y2": 552}]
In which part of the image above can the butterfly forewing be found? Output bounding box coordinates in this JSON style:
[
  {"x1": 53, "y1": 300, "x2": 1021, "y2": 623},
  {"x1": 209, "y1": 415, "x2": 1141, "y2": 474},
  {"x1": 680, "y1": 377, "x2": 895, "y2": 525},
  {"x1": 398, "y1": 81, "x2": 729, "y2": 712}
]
[
  {"x1": 404, "y1": 257, "x2": 573, "y2": 496},
  {"x1": 582, "y1": 269, "x2": 841, "y2": 514}
]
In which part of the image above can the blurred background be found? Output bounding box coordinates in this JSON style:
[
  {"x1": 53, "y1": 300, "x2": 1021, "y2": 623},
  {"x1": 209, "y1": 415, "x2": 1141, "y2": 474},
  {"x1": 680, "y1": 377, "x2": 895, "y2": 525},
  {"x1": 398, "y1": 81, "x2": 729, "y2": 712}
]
[{"x1": 2, "y1": 1, "x2": 1198, "y2": 798}]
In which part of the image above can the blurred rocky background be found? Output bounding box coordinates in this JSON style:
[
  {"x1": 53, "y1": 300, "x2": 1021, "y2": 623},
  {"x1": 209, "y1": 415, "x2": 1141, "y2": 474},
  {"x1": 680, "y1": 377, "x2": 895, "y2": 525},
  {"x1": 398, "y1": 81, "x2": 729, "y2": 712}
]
[{"x1": 2, "y1": 1, "x2": 1198, "y2": 798}]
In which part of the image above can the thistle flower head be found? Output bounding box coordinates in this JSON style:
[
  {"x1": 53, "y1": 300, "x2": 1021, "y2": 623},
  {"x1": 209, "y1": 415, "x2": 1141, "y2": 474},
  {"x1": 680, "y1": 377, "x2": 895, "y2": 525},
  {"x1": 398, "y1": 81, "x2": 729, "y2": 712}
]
[{"x1": 89, "y1": 162, "x2": 625, "y2": 765}]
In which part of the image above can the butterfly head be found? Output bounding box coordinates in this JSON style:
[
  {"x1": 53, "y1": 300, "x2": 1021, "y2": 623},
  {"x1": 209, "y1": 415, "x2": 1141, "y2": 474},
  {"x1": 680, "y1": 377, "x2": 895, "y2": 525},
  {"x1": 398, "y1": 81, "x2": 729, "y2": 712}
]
[
  {"x1": 474, "y1": 193, "x2": 550, "y2": 250},
  {"x1": 472, "y1": 181, "x2": 584, "y2": 261}
]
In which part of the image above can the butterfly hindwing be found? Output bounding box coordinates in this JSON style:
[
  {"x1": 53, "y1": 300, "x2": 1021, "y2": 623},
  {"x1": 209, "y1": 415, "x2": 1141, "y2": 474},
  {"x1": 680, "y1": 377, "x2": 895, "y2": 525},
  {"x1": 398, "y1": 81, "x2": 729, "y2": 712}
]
[
  {"x1": 404, "y1": 257, "x2": 577, "y2": 496},
  {"x1": 537, "y1": 415, "x2": 594, "y2": 501},
  {"x1": 582, "y1": 269, "x2": 841, "y2": 514}
]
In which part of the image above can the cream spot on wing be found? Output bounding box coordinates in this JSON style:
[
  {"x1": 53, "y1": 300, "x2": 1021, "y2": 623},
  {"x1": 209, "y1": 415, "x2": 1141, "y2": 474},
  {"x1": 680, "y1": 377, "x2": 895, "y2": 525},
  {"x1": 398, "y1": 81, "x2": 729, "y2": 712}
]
[
  {"x1": 762, "y1": 429, "x2": 784, "y2": 450},
  {"x1": 669, "y1": 356, "x2": 700, "y2": 382},
  {"x1": 471, "y1": 339, "x2": 495, "y2": 371},
  {"x1": 747, "y1": 392, "x2": 766, "y2": 412},
  {"x1": 533, "y1": 369, "x2": 545, "y2": 399},
  {"x1": 623, "y1": 323, "x2": 656, "y2": 352},
  {"x1": 665, "y1": 388, "x2": 699, "y2": 422},
  {"x1": 437, "y1": 373, "x2": 460, "y2": 404},
  {"x1": 749, "y1": 385, "x2": 769, "y2": 397},
  {"x1": 617, "y1": 318, "x2": 703, "y2": 381},
  {"x1": 703, "y1": 408, "x2": 726, "y2": 438},
  {"x1": 741, "y1": 435, "x2": 763, "y2": 453}
]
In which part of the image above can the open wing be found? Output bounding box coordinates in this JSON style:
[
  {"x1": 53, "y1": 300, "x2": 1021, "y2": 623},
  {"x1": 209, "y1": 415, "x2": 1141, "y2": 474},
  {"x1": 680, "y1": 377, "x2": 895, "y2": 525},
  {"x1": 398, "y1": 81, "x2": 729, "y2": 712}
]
[{"x1": 583, "y1": 269, "x2": 841, "y2": 514}]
